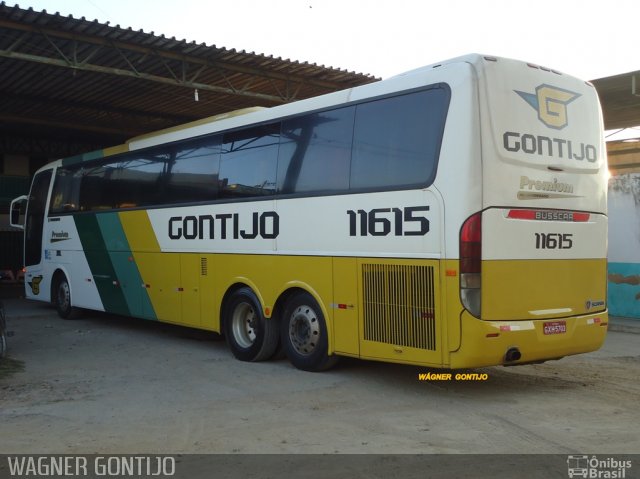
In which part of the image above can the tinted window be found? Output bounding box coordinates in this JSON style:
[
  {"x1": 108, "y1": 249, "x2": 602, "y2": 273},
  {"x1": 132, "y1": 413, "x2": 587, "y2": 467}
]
[
  {"x1": 79, "y1": 164, "x2": 118, "y2": 211},
  {"x1": 278, "y1": 107, "x2": 354, "y2": 194},
  {"x1": 350, "y1": 88, "x2": 449, "y2": 190},
  {"x1": 220, "y1": 124, "x2": 279, "y2": 198},
  {"x1": 50, "y1": 167, "x2": 82, "y2": 213},
  {"x1": 166, "y1": 136, "x2": 221, "y2": 203},
  {"x1": 115, "y1": 151, "x2": 167, "y2": 208}
]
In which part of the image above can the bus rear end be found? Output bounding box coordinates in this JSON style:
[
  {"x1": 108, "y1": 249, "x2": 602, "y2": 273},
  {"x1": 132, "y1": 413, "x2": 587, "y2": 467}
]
[{"x1": 452, "y1": 56, "x2": 608, "y2": 368}]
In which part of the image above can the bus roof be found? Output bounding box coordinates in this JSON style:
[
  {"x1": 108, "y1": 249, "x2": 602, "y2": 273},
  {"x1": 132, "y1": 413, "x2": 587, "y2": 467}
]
[{"x1": 39, "y1": 53, "x2": 585, "y2": 173}]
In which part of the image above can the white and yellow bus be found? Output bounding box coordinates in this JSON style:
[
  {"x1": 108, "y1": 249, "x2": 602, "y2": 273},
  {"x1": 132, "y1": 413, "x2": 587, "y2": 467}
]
[{"x1": 10, "y1": 54, "x2": 608, "y2": 371}]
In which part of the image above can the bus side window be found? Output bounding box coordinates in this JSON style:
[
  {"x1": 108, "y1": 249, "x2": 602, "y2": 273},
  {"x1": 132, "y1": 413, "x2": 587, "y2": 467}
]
[
  {"x1": 166, "y1": 136, "x2": 221, "y2": 203},
  {"x1": 220, "y1": 124, "x2": 279, "y2": 198},
  {"x1": 80, "y1": 165, "x2": 118, "y2": 211},
  {"x1": 115, "y1": 153, "x2": 166, "y2": 208},
  {"x1": 278, "y1": 107, "x2": 354, "y2": 194},
  {"x1": 49, "y1": 167, "x2": 81, "y2": 214},
  {"x1": 350, "y1": 88, "x2": 450, "y2": 191}
]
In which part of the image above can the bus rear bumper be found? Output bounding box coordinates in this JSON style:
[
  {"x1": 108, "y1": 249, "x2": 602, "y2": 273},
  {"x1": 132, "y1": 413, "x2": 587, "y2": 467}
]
[{"x1": 448, "y1": 310, "x2": 608, "y2": 369}]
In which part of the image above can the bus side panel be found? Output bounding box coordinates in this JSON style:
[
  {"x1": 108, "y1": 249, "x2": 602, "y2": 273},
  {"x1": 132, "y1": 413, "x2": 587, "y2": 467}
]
[
  {"x1": 96, "y1": 213, "x2": 148, "y2": 318},
  {"x1": 39, "y1": 212, "x2": 105, "y2": 311},
  {"x1": 357, "y1": 258, "x2": 443, "y2": 367},
  {"x1": 68, "y1": 249, "x2": 104, "y2": 311},
  {"x1": 180, "y1": 253, "x2": 202, "y2": 328},
  {"x1": 73, "y1": 213, "x2": 131, "y2": 316},
  {"x1": 199, "y1": 253, "x2": 221, "y2": 332},
  {"x1": 332, "y1": 257, "x2": 359, "y2": 356},
  {"x1": 121, "y1": 213, "x2": 209, "y2": 328},
  {"x1": 426, "y1": 65, "x2": 480, "y2": 362},
  {"x1": 442, "y1": 259, "x2": 463, "y2": 353},
  {"x1": 121, "y1": 209, "x2": 339, "y2": 334},
  {"x1": 118, "y1": 210, "x2": 165, "y2": 322}
]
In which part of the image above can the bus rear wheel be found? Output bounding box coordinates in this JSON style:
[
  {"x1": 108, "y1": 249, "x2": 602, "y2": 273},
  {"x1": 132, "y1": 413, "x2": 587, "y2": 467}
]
[
  {"x1": 223, "y1": 287, "x2": 279, "y2": 362},
  {"x1": 53, "y1": 274, "x2": 77, "y2": 319},
  {"x1": 281, "y1": 292, "x2": 338, "y2": 372}
]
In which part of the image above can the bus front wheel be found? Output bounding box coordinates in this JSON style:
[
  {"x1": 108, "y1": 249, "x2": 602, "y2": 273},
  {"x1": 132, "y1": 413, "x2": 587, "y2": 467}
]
[
  {"x1": 223, "y1": 287, "x2": 279, "y2": 362},
  {"x1": 53, "y1": 274, "x2": 77, "y2": 319},
  {"x1": 281, "y1": 292, "x2": 338, "y2": 372}
]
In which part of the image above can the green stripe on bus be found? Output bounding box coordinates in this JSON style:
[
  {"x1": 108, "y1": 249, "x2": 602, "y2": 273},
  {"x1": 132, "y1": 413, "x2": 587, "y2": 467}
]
[
  {"x1": 62, "y1": 149, "x2": 104, "y2": 166},
  {"x1": 96, "y1": 213, "x2": 157, "y2": 320},
  {"x1": 73, "y1": 213, "x2": 130, "y2": 317}
]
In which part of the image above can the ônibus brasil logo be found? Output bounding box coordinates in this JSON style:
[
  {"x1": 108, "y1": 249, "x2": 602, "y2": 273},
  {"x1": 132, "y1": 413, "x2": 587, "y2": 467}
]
[
  {"x1": 567, "y1": 455, "x2": 632, "y2": 478},
  {"x1": 515, "y1": 84, "x2": 581, "y2": 130}
]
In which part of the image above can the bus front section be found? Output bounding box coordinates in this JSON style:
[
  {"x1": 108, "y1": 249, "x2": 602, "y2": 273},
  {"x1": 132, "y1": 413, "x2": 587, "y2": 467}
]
[{"x1": 451, "y1": 56, "x2": 608, "y2": 368}]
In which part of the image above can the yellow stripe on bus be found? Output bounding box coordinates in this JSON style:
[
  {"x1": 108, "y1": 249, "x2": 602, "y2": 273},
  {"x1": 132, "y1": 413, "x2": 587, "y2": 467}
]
[{"x1": 118, "y1": 210, "x2": 161, "y2": 252}]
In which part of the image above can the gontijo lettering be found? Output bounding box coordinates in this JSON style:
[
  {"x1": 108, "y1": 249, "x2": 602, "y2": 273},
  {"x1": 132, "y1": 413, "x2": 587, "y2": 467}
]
[
  {"x1": 168, "y1": 211, "x2": 279, "y2": 240},
  {"x1": 503, "y1": 132, "x2": 597, "y2": 162}
]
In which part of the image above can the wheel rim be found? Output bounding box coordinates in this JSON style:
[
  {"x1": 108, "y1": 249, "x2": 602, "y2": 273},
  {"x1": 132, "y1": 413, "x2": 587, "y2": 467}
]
[
  {"x1": 231, "y1": 302, "x2": 257, "y2": 349},
  {"x1": 57, "y1": 281, "x2": 70, "y2": 311},
  {"x1": 288, "y1": 304, "x2": 320, "y2": 356}
]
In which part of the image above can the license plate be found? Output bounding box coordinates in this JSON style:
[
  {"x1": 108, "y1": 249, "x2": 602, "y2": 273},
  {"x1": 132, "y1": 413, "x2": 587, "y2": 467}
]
[{"x1": 543, "y1": 321, "x2": 567, "y2": 335}]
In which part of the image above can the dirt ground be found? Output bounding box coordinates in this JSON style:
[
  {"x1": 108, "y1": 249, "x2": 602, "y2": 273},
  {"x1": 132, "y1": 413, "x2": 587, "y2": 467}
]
[{"x1": 1, "y1": 298, "x2": 639, "y2": 456}]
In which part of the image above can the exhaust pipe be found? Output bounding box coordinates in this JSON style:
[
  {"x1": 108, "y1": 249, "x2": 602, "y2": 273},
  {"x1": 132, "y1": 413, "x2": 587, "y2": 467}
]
[{"x1": 505, "y1": 347, "x2": 522, "y2": 362}]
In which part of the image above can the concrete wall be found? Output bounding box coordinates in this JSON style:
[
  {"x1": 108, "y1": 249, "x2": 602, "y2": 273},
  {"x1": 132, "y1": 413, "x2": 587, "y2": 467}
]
[{"x1": 608, "y1": 173, "x2": 640, "y2": 318}]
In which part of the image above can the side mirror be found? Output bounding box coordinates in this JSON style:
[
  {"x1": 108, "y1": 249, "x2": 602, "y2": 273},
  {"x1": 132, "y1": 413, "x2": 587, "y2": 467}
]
[{"x1": 9, "y1": 195, "x2": 27, "y2": 230}]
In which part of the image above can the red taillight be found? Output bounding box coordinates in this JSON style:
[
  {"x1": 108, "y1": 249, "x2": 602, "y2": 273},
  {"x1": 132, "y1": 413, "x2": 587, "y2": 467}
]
[
  {"x1": 460, "y1": 213, "x2": 481, "y2": 274},
  {"x1": 460, "y1": 213, "x2": 482, "y2": 317}
]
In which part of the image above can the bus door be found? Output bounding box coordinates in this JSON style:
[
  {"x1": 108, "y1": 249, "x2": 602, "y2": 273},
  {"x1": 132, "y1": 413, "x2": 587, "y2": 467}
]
[{"x1": 23, "y1": 169, "x2": 53, "y2": 301}]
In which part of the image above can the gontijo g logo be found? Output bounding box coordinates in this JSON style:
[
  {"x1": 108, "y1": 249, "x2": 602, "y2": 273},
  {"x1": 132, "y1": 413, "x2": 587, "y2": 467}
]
[{"x1": 515, "y1": 84, "x2": 581, "y2": 130}]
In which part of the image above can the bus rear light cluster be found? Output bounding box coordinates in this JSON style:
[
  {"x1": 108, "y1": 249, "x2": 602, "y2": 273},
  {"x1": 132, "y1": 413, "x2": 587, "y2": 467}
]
[{"x1": 460, "y1": 212, "x2": 482, "y2": 317}]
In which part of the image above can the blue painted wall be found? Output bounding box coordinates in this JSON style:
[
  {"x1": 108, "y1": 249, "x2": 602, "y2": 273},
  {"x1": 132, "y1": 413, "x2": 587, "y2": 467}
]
[
  {"x1": 608, "y1": 262, "x2": 640, "y2": 318},
  {"x1": 608, "y1": 174, "x2": 640, "y2": 319}
]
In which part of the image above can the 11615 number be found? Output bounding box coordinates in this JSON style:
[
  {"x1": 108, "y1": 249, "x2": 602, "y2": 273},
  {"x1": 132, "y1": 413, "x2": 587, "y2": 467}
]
[
  {"x1": 535, "y1": 233, "x2": 573, "y2": 249},
  {"x1": 347, "y1": 206, "x2": 429, "y2": 237}
]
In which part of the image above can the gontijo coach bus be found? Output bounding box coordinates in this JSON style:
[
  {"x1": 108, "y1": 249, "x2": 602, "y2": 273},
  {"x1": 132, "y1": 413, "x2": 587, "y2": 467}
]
[{"x1": 10, "y1": 54, "x2": 608, "y2": 372}]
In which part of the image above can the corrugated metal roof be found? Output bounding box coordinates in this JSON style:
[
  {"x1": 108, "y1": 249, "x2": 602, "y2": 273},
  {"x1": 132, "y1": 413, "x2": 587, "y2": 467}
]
[
  {"x1": 592, "y1": 71, "x2": 640, "y2": 131},
  {"x1": 0, "y1": 2, "x2": 378, "y2": 155},
  {"x1": 3, "y1": 2, "x2": 637, "y2": 159}
]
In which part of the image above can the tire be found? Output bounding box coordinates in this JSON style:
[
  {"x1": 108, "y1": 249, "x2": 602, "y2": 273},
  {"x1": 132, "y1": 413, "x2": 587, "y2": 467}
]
[
  {"x1": 280, "y1": 291, "x2": 338, "y2": 372},
  {"x1": 223, "y1": 287, "x2": 279, "y2": 362},
  {"x1": 53, "y1": 274, "x2": 77, "y2": 319}
]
